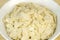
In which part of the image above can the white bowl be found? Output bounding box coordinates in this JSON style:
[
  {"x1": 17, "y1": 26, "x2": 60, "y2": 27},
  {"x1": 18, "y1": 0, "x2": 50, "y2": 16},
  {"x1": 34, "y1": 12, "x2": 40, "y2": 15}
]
[{"x1": 0, "y1": 0, "x2": 60, "y2": 40}]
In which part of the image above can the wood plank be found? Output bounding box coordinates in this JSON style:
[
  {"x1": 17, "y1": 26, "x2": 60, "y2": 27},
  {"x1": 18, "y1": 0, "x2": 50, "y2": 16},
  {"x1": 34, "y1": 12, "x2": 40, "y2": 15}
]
[
  {"x1": 54, "y1": 0, "x2": 60, "y2": 5},
  {"x1": 0, "y1": 35, "x2": 5, "y2": 40},
  {"x1": 55, "y1": 35, "x2": 60, "y2": 40},
  {"x1": 0, "y1": 0, "x2": 8, "y2": 8}
]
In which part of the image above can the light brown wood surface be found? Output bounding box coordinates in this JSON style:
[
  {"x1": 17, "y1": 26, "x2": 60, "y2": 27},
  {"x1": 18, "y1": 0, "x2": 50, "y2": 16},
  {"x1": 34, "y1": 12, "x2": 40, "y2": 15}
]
[
  {"x1": 55, "y1": 0, "x2": 60, "y2": 5},
  {"x1": 0, "y1": 35, "x2": 5, "y2": 40},
  {"x1": 0, "y1": 0, "x2": 8, "y2": 8},
  {"x1": 55, "y1": 35, "x2": 60, "y2": 40}
]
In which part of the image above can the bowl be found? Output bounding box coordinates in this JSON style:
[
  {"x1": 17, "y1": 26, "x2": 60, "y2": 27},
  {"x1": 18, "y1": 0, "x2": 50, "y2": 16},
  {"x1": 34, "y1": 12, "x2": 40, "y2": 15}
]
[{"x1": 0, "y1": 0, "x2": 60, "y2": 40}]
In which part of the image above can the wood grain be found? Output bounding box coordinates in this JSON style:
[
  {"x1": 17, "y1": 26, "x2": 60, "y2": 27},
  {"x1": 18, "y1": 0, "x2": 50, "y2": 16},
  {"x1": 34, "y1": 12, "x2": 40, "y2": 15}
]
[
  {"x1": 0, "y1": 35, "x2": 5, "y2": 40},
  {"x1": 54, "y1": 0, "x2": 60, "y2": 5},
  {"x1": 55, "y1": 35, "x2": 60, "y2": 40},
  {"x1": 0, "y1": 0, "x2": 8, "y2": 8}
]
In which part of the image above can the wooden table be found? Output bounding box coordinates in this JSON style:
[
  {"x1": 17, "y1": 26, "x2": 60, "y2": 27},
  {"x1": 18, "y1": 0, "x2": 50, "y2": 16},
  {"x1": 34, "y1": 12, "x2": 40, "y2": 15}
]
[
  {"x1": 0, "y1": 0, "x2": 8, "y2": 8},
  {"x1": 55, "y1": 0, "x2": 60, "y2": 5},
  {"x1": 55, "y1": 35, "x2": 60, "y2": 40},
  {"x1": 0, "y1": 35, "x2": 5, "y2": 40}
]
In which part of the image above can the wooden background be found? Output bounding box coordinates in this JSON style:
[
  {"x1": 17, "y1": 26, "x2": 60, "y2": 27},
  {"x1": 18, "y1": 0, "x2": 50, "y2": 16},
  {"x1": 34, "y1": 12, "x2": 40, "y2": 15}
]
[
  {"x1": 0, "y1": 0, "x2": 8, "y2": 8},
  {"x1": 55, "y1": 0, "x2": 60, "y2": 5}
]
